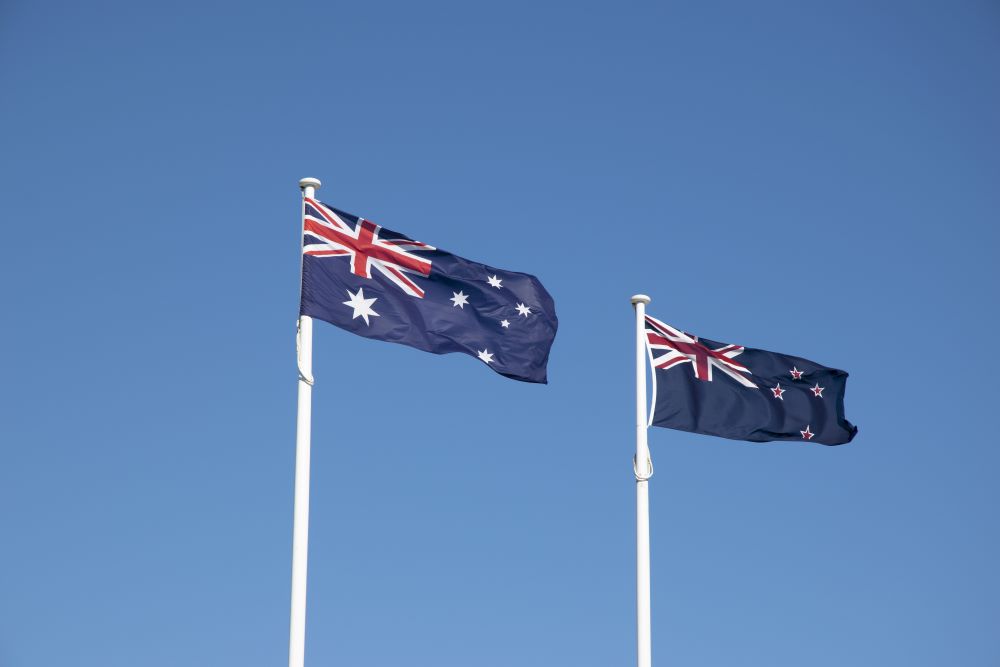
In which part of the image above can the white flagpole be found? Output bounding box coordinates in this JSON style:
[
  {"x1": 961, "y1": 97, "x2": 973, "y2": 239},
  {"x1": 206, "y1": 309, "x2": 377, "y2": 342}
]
[
  {"x1": 631, "y1": 294, "x2": 653, "y2": 667},
  {"x1": 289, "y1": 177, "x2": 321, "y2": 667}
]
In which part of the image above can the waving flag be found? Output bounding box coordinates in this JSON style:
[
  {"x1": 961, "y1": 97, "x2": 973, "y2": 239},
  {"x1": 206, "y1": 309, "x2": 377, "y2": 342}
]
[
  {"x1": 300, "y1": 198, "x2": 557, "y2": 383},
  {"x1": 644, "y1": 314, "x2": 857, "y2": 445}
]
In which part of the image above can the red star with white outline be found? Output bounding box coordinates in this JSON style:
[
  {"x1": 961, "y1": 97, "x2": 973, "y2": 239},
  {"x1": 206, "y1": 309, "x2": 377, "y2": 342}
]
[
  {"x1": 800, "y1": 425, "x2": 815, "y2": 440},
  {"x1": 790, "y1": 366, "x2": 804, "y2": 380},
  {"x1": 771, "y1": 383, "x2": 786, "y2": 400},
  {"x1": 811, "y1": 383, "x2": 825, "y2": 398}
]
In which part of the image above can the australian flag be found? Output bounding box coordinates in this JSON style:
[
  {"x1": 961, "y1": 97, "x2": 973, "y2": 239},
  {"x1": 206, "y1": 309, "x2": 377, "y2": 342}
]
[
  {"x1": 645, "y1": 314, "x2": 857, "y2": 445},
  {"x1": 299, "y1": 198, "x2": 557, "y2": 383}
]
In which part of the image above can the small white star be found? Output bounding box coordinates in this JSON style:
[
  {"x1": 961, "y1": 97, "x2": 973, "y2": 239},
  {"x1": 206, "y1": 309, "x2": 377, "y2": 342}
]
[
  {"x1": 487, "y1": 274, "x2": 503, "y2": 289},
  {"x1": 800, "y1": 425, "x2": 815, "y2": 440},
  {"x1": 342, "y1": 287, "x2": 379, "y2": 325},
  {"x1": 477, "y1": 349, "x2": 494, "y2": 364},
  {"x1": 790, "y1": 366, "x2": 804, "y2": 380},
  {"x1": 811, "y1": 383, "x2": 825, "y2": 398},
  {"x1": 515, "y1": 303, "x2": 532, "y2": 317},
  {"x1": 771, "y1": 383, "x2": 785, "y2": 400},
  {"x1": 500, "y1": 319, "x2": 510, "y2": 329},
  {"x1": 450, "y1": 291, "x2": 470, "y2": 308}
]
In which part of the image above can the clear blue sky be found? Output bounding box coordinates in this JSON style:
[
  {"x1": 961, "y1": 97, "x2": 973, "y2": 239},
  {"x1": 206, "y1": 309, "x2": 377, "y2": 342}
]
[{"x1": 2, "y1": 1, "x2": 998, "y2": 665}]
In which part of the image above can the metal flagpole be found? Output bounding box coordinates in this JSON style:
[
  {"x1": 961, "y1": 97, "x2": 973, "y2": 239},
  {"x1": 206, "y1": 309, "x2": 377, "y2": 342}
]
[
  {"x1": 631, "y1": 294, "x2": 653, "y2": 667},
  {"x1": 289, "y1": 177, "x2": 321, "y2": 667}
]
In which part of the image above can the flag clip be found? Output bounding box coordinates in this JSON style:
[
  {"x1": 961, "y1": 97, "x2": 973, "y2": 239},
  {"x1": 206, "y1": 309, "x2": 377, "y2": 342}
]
[
  {"x1": 633, "y1": 454, "x2": 653, "y2": 481},
  {"x1": 296, "y1": 320, "x2": 314, "y2": 386}
]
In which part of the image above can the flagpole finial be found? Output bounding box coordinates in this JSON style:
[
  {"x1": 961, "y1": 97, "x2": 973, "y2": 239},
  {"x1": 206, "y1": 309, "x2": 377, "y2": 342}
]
[
  {"x1": 631, "y1": 294, "x2": 651, "y2": 305},
  {"x1": 299, "y1": 177, "x2": 322, "y2": 191}
]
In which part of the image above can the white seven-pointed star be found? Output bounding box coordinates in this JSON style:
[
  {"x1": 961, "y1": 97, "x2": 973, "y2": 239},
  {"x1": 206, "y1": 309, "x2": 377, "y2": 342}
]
[
  {"x1": 515, "y1": 303, "x2": 532, "y2": 317},
  {"x1": 790, "y1": 366, "x2": 804, "y2": 380},
  {"x1": 800, "y1": 425, "x2": 815, "y2": 440},
  {"x1": 477, "y1": 349, "x2": 494, "y2": 364},
  {"x1": 342, "y1": 287, "x2": 379, "y2": 325},
  {"x1": 771, "y1": 383, "x2": 785, "y2": 400},
  {"x1": 500, "y1": 319, "x2": 510, "y2": 329},
  {"x1": 487, "y1": 274, "x2": 503, "y2": 289},
  {"x1": 811, "y1": 383, "x2": 825, "y2": 398},
  {"x1": 450, "y1": 291, "x2": 470, "y2": 308}
]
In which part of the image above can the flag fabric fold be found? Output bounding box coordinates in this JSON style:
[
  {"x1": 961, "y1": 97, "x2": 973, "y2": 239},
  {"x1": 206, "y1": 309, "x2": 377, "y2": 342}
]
[
  {"x1": 645, "y1": 314, "x2": 857, "y2": 445},
  {"x1": 300, "y1": 198, "x2": 557, "y2": 383}
]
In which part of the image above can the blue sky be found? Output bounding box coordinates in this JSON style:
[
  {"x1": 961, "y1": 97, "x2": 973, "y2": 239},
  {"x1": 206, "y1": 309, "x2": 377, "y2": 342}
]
[{"x1": 1, "y1": 1, "x2": 998, "y2": 665}]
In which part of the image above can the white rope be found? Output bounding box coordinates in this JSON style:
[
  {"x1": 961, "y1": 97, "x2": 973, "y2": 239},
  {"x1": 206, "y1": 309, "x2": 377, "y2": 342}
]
[
  {"x1": 633, "y1": 454, "x2": 653, "y2": 481},
  {"x1": 296, "y1": 319, "x2": 314, "y2": 386}
]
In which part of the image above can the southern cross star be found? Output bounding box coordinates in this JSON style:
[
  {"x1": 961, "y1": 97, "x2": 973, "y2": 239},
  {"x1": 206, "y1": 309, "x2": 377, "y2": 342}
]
[
  {"x1": 800, "y1": 425, "x2": 815, "y2": 440},
  {"x1": 790, "y1": 366, "x2": 804, "y2": 380},
  {"x1": 477, "y1": 349, "x2": 494, "y2": 364},
  {"x1": 500, "y1": 319, "x2": 510, "y2": 329},
  {"x1": 515, "y1": 303, "x2": 531, "y2": 317},
  {"x1": 342, "y1": 287, "x2": 379, "y2": 325},
  {"x1": 487, "y1": 274, "x2": 503, "y2": 288},
  {"x1": 450, "y1": 291, "x2": 470, "y2": 308},
  {"x1": 771, "y1": 383, "x2": 785, "y2": 400},
  {"x1": 811, "y1": 383, "x2": 825, "y2": 398}
]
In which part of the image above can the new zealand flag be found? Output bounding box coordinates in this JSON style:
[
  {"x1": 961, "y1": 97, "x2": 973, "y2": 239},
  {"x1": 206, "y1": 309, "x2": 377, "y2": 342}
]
[
  {"x1": 299, "y1": 198, "x2": 557, "y2": 383},
  {"x1": 645, "y1": 314, "x2": 857, "y2": 445}
]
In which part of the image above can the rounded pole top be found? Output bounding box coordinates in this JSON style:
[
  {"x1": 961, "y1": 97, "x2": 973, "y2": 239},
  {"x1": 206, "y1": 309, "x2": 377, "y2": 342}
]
[
  {"x1": 631, "y1": 294, "x2": 651, "y2": 305},
  {"x1": 299, "y1": 177, "x2": 322, "y2": 191}
]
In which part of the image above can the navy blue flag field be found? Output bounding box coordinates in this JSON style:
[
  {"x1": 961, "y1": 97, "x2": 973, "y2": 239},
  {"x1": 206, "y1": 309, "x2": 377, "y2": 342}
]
[
  {"x1": 645, "y1": 314, "x2": 857, "y2": 445},
  {"x1": 300, "y1": 198, "x2": 557, "y2": 383}
]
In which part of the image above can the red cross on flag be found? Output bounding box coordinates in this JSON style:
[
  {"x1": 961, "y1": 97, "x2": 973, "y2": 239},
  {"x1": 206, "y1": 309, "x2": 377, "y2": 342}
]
[
  {"x1": 644, "y1": 314, "x2": 758, "y2": 388},
  {"x1": 303, "y1": 197, "x2": 434, "y2": 298}
]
